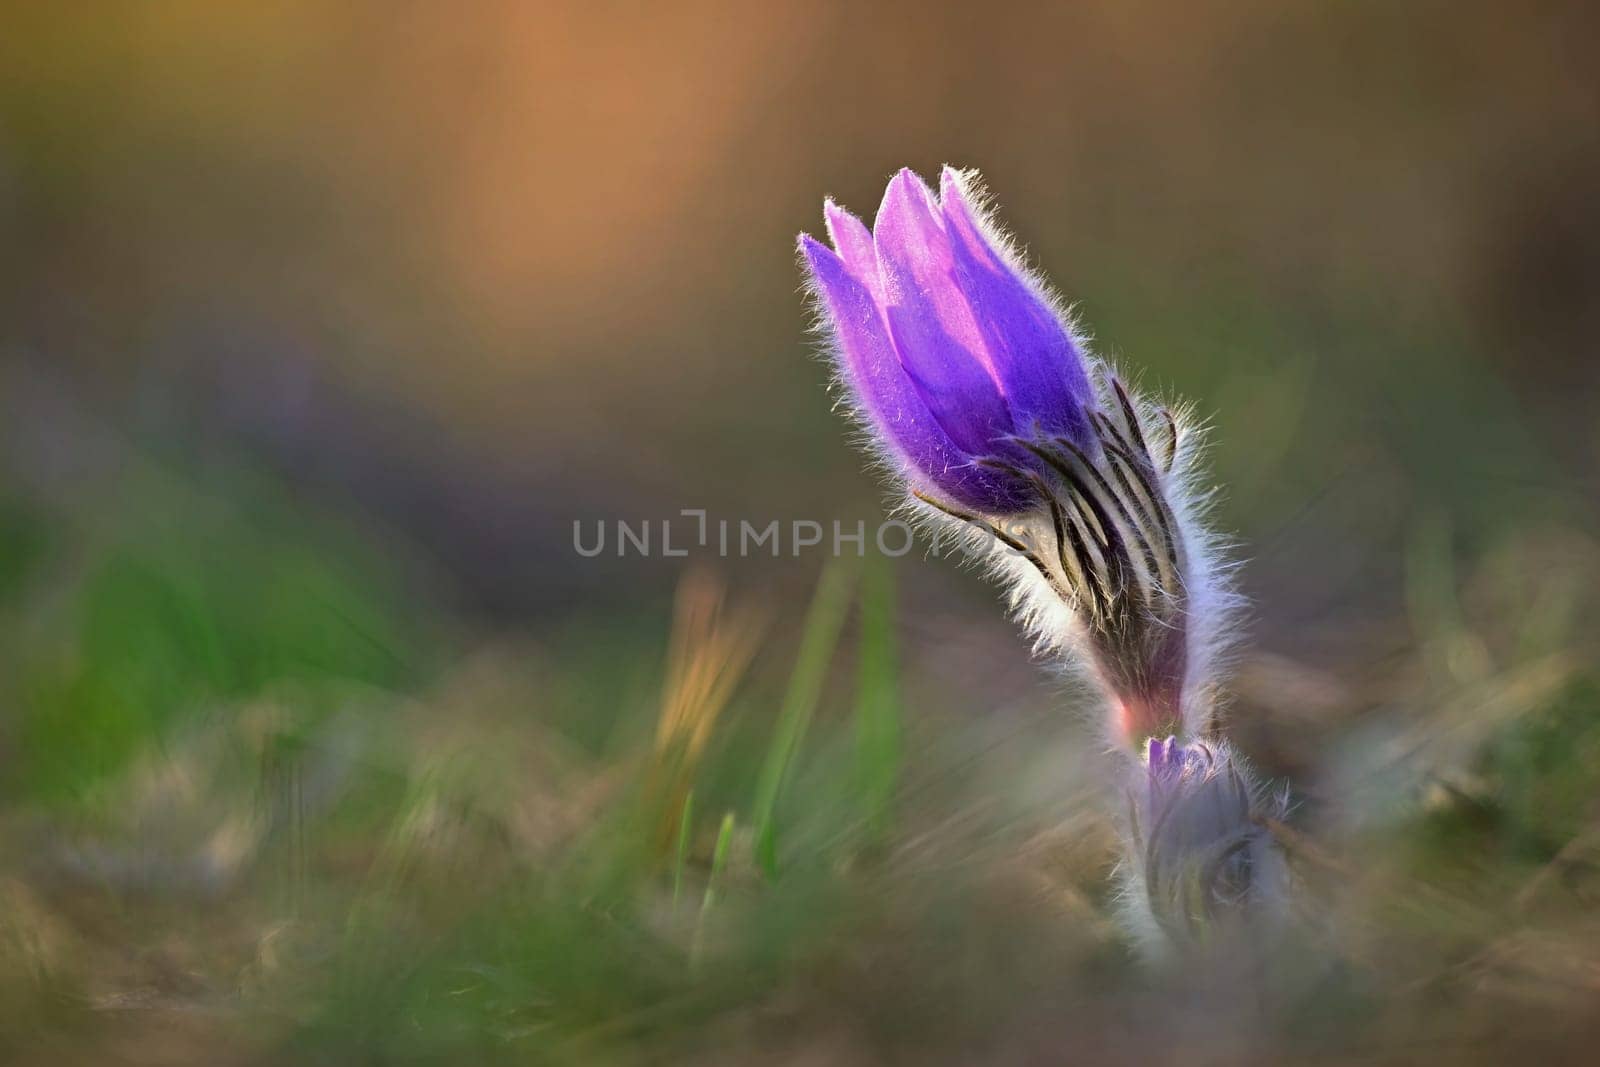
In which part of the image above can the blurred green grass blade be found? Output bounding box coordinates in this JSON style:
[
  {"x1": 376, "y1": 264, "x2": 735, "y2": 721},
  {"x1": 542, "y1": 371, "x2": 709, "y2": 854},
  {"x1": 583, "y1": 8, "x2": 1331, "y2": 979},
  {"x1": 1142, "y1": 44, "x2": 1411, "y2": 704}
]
[
  {"x1": 691, "y1": 811, "x2": 737, "y2": 971},
  {"x1": 704, "y1": 810, "x2": 736, "y2": 910},
  {"x1": 10, "y1": 467, "x2": 421, "y2": 805},
  {"x1": 672, "y1": 789, "x2": 695, "y2": 908},
  {"x1": 853, "y1": 556, "x2": 901, "y2": 841},
  {"x1": 751, "y1": 558, "x2": 857, "y2": 877}
]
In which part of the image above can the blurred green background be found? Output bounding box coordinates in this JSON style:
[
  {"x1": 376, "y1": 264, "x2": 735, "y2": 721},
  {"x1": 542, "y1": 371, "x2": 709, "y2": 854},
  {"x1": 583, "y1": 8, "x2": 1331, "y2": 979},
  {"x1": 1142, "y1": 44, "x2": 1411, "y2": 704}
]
[{"x1": 2, "y1": 3, "x2": 1599, "y2": 1064}]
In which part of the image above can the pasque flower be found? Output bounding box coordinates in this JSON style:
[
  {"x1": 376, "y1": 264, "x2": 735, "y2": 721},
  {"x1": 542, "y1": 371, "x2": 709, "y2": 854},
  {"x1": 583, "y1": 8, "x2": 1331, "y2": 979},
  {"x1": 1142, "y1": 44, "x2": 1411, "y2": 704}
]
[
  {"x1": 800, "y1": 167, "x2": 1236, "y2": 750},
  {"x1": 799, "y1": 167, "x2": 1289, "y2": 955}
]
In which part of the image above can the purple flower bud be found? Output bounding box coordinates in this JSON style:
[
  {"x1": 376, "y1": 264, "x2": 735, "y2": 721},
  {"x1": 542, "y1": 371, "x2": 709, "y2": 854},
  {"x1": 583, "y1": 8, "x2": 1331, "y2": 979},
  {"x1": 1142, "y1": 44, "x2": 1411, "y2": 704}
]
[
  {"x1": 799, "y1": 166, "x2": 1245, "y2": 756},
  {"x1": 799, "y1": 167, "x2": 1096, "y2": 513},
  {"x1": 1126, "y1": 737, "x2": 1289, "y2": 953}
]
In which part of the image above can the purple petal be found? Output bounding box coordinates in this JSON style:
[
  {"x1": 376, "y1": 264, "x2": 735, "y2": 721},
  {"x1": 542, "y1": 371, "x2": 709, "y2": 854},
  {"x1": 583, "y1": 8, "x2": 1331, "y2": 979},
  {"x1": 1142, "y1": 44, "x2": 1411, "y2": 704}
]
[
  {"x1": 1148, "y1": 736, "x2": 1179, "y2": 775},
  {"x1": 823, "y1": 200, "x2": 881, "y2": 302},
  {"x1": 800, "y1": 234, "x2": 1030, "y2": 512},
  {"x1": 873, "y1": 170, "x2": 1017, "y2": 456},
  {"x1": 939, "y1": 168, "x2": 1095, "y2": 443}
]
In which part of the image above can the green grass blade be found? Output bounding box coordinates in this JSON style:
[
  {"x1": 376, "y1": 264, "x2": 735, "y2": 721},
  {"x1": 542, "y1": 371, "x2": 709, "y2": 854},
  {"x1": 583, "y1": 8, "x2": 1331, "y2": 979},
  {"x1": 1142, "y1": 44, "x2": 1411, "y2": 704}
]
[
  {"x1": 672, "y1": 788, "x2": 695, "y2": 908},
  {"x1": 703, "y1": 810, "x2": 736, "y2": 911},
  {"x1": 750, "y1": 558, "x2": 858, "y2": 877},
  {"x1": 690, "y1": 810, "x2": 737, "y2": 971},
  {"x1": 853, "y1": 556, "x2": 902, "y2": 842}
]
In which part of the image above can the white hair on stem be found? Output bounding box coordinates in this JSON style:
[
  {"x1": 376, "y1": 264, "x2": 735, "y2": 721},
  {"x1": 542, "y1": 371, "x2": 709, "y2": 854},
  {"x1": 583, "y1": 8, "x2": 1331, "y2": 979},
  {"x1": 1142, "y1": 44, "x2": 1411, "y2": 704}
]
[{"x1": 896, "y1": 368, "x2": 1246, "y2": 751}]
